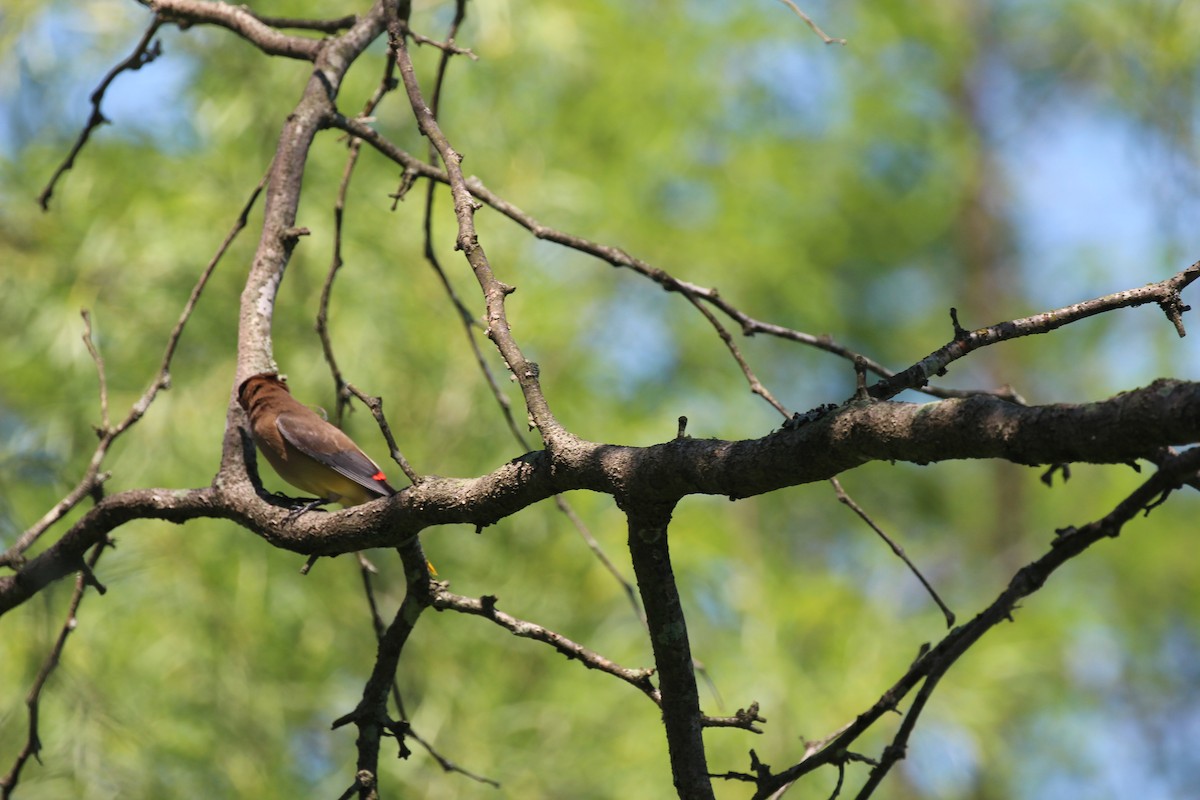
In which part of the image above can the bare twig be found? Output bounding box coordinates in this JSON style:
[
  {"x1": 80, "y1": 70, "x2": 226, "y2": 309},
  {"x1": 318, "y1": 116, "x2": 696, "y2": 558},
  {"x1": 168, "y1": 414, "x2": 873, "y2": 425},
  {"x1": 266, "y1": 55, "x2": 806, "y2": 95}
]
[
  {"x1": 332, "y1": 537, "x2": 439, "y2": 798},
  {"x1": 775, "y1": 0, "x2": 847, "y2": 45},
  {"x1": 38, "y1": 18, "x2": 164, "y2": 209},
  {"x1": 388, "y1": 19, "x2": 564, "y2": 443},
  {"x1": 0, "y1": 539, "x2": 110, "y2": 798},
  {"x1": 80, "y1": 311, "x2": 111, "y2": 432},
  {"x1": 403, "y1": 725, "x2": 500, "y2": 787},
  {"x1": 854, "y1": 673, "x2": 942, "y2": 799},
  {"x1": 431, "y1": 589, "x2": 660, "y2": 703},
  {"x1": 351, "y1": 553, "x2": 496, "y2": 786},
  {"x1": 318, "y1": 44, "x2": 400, "y2": 425},
  {"x1": 702, "y1": 702, "x2": 767, "y2": 733},
  {"x1": 151, "y1": 0, "x2": 322, "y2": 61},
  {"x1": 751, "y1": 446, "x2": 1200, "y2": 798},
  {"x1": 399, "y1": 18, "x2": 478, "y2": 59},
  {"x1": 354, "y1": 553, "x2": 400, "y2": 721},
  {"x1": 683, "y1": 292, "x2": 791, "y2": 418},
  {"x1": 345, "y1": 383, "x2": 421, "y2": 485},
  {"x1": 830, "y1": 477, "x2": 955, "y2": 628},
  {"x1": 867, "y1": 262, "x2": 1200, "y2": 401}
]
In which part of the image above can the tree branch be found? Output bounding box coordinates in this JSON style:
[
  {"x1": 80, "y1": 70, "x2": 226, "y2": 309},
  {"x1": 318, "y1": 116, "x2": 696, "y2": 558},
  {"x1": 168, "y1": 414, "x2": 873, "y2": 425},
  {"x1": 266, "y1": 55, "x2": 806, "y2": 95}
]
[
  {"x1": 867, "y1": 262, "x2": 1200, "y2": 401},
  {"x1": 38, "y1": 17, "x2": 164, "y2": 209},
  {"x1": 148, "y1": 0, "x2": 323, "y2": 60},
  {"x1": 431, "y1": 590, "x2": 659, "y2": 702},
  {"x1": 6, "y1": 378, "x2": 1199, "y2": 616},
  {"x1": 0, "y1": 540, "x2": 110, "y2": 799},
  {"x1": 626, "y1": 504, "x2": 714, "y2": 800},
  {"x1": 389, "y1": 18, "x2": 564, "y2": 442},
  {"x1": 751, "y1": 445, "x2": 1200, "y2": 797}
]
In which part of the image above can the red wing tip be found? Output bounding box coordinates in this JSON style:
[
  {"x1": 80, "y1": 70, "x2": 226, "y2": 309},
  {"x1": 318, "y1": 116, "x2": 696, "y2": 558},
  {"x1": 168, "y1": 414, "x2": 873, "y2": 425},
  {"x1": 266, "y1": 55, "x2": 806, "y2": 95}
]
[{"x1": 372, "y1": 471, "x2": 388, "y2": 482}]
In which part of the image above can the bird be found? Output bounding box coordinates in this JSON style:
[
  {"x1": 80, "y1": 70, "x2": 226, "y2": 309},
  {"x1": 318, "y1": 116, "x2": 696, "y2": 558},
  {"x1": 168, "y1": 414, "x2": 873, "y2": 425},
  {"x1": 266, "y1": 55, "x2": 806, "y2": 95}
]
[
  {"x1": 238, "y1": 373, "x2": 437, "y2": 576},
  {"x1": 237, "y1": 373, "x2": 395, "y2": 510}
]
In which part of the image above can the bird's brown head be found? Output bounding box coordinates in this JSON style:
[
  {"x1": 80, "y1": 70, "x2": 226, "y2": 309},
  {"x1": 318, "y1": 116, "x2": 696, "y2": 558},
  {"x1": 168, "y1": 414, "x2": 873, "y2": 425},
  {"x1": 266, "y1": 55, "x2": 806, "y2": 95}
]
[{"x1": 237, "y1": 373, "x2": 289, "y2": 411}]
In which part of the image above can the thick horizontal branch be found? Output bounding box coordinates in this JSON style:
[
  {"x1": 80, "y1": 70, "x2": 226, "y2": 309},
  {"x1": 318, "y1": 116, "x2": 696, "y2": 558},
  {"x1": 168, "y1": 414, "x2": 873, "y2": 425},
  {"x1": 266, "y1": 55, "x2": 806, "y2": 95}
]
[
  {"x1": 0, "y1": 487, "x2": 222, "y2": 616},
  {"x1": 5, "y1": 379, "x2": 1198, "y2": 616},
  {"x1": 237, "y1": 377, "x2": 1200, "y2": 553}
]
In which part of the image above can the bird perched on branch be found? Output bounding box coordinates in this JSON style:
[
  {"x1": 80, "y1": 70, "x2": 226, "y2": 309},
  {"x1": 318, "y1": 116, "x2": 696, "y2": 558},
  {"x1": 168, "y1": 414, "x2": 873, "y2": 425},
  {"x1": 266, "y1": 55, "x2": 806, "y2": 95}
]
[
  {"x1": 238, "y1": 373, "x2": 437, "y2": 576},
  {"x1": 237, "y1": 373, "x2": 395, "y2": 510}
]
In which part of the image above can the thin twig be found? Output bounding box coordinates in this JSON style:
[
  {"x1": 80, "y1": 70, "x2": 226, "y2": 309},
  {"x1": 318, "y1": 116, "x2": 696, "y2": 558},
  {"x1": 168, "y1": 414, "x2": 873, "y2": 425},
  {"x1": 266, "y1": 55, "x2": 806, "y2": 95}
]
[
  {"x1": 38, "y1": 18, "x2": 164, "y2": 209},
  {"x1": 775, "y1": 0, "x2": 847, "y2": 45},
  {"x1": 400, "y1": 18, "x2": 478, "y2": 59},
  {"x1": 830, "y1": 477, "x2": 955, "y2": 627},
  {"x1": 345, "y1": 384, "x2": 421, "y2": 485},
  {"x1": 405, "y1": 725, "x2": 500, "y2": 787},
  {"x1": 0, "y1": 539, "x2": 110, "y2": 798},
  {"x1": 683, "y1": 292, "x2": 791, "y2": 418},
  {"x1": 80, "y1": 311, "x2": 111, "y2": 432},
  {"x1": 854, "y1": 673, "x2": 942, "y2": 798},
  {"x1": 388, "y1": 19, "x2": 563, "y2": 442},
  {"x1": 702, "y1": 702, "x2": 766, "y2": 733},
  {"x1": 867, "y1": 262, "x2": 1200, "y2": 401},
  {"x1": 432, "y1": 589, "x2": 661, "y2": 704},
  {"x1": 354, "y1": 551, "x2": 402, "y2": 722},
  {"x1": 318, "y1": 45, "x2": 400, "y2": 426}
]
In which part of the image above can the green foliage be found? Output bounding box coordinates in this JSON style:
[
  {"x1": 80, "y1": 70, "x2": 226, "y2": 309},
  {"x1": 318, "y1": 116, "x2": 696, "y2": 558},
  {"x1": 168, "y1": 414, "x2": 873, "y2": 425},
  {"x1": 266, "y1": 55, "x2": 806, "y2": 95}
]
[{"x1": 3, "y1": 1, "x2": 1200, "y2": 798}]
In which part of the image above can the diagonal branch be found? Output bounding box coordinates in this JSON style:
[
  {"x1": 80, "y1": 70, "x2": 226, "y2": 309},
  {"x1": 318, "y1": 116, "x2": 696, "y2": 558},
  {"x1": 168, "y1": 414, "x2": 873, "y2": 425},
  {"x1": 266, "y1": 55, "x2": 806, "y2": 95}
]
[
  {"x1": 0, "y1": 539, "x2": 111, "y2": 799},
  {"x1": 388, "y1": 17, "x2": 564, "y2": 443},
  {"x1": 350, "y1": 555, "x2": 497, "y2": 787},
  {"x1": 38, "y1": 17, "x2": 164, "y2": 210},
  {"x1": 2, "y1": 167, "x2": 266, "y2": 570},
  {"x1": 751, "y1": 445, "x2": 1200, "y2": 798},
  {"x1": 867, "y1": 262, "x2": 1200, "y2": 401},
  {"x1": 775, "y1": 0, "x2": 847, "y2": 45},
  {"x1": 431, "y1": 589, "x2": 660, "y2": 702},
  {"x1": 330, "y1": 561, "x2": 436, "y2": 799},
  {"x1": 831, "y1": 477, "x2": 955, "y2": 628}
]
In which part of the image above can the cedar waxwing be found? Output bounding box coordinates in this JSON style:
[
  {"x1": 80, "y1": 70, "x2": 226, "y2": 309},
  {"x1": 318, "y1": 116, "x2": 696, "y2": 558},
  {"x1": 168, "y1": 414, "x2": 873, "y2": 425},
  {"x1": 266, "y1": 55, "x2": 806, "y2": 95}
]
[{"x1": 238, "y1": 373, "x2": 395, "y2": 508}]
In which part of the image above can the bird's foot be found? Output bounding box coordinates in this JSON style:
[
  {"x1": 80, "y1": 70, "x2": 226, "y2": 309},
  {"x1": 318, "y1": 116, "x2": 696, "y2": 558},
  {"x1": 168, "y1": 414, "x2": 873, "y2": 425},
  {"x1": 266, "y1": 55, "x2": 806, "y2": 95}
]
[{"x1": 280, "y1": 496, "x2": 329, "y2": 523}]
